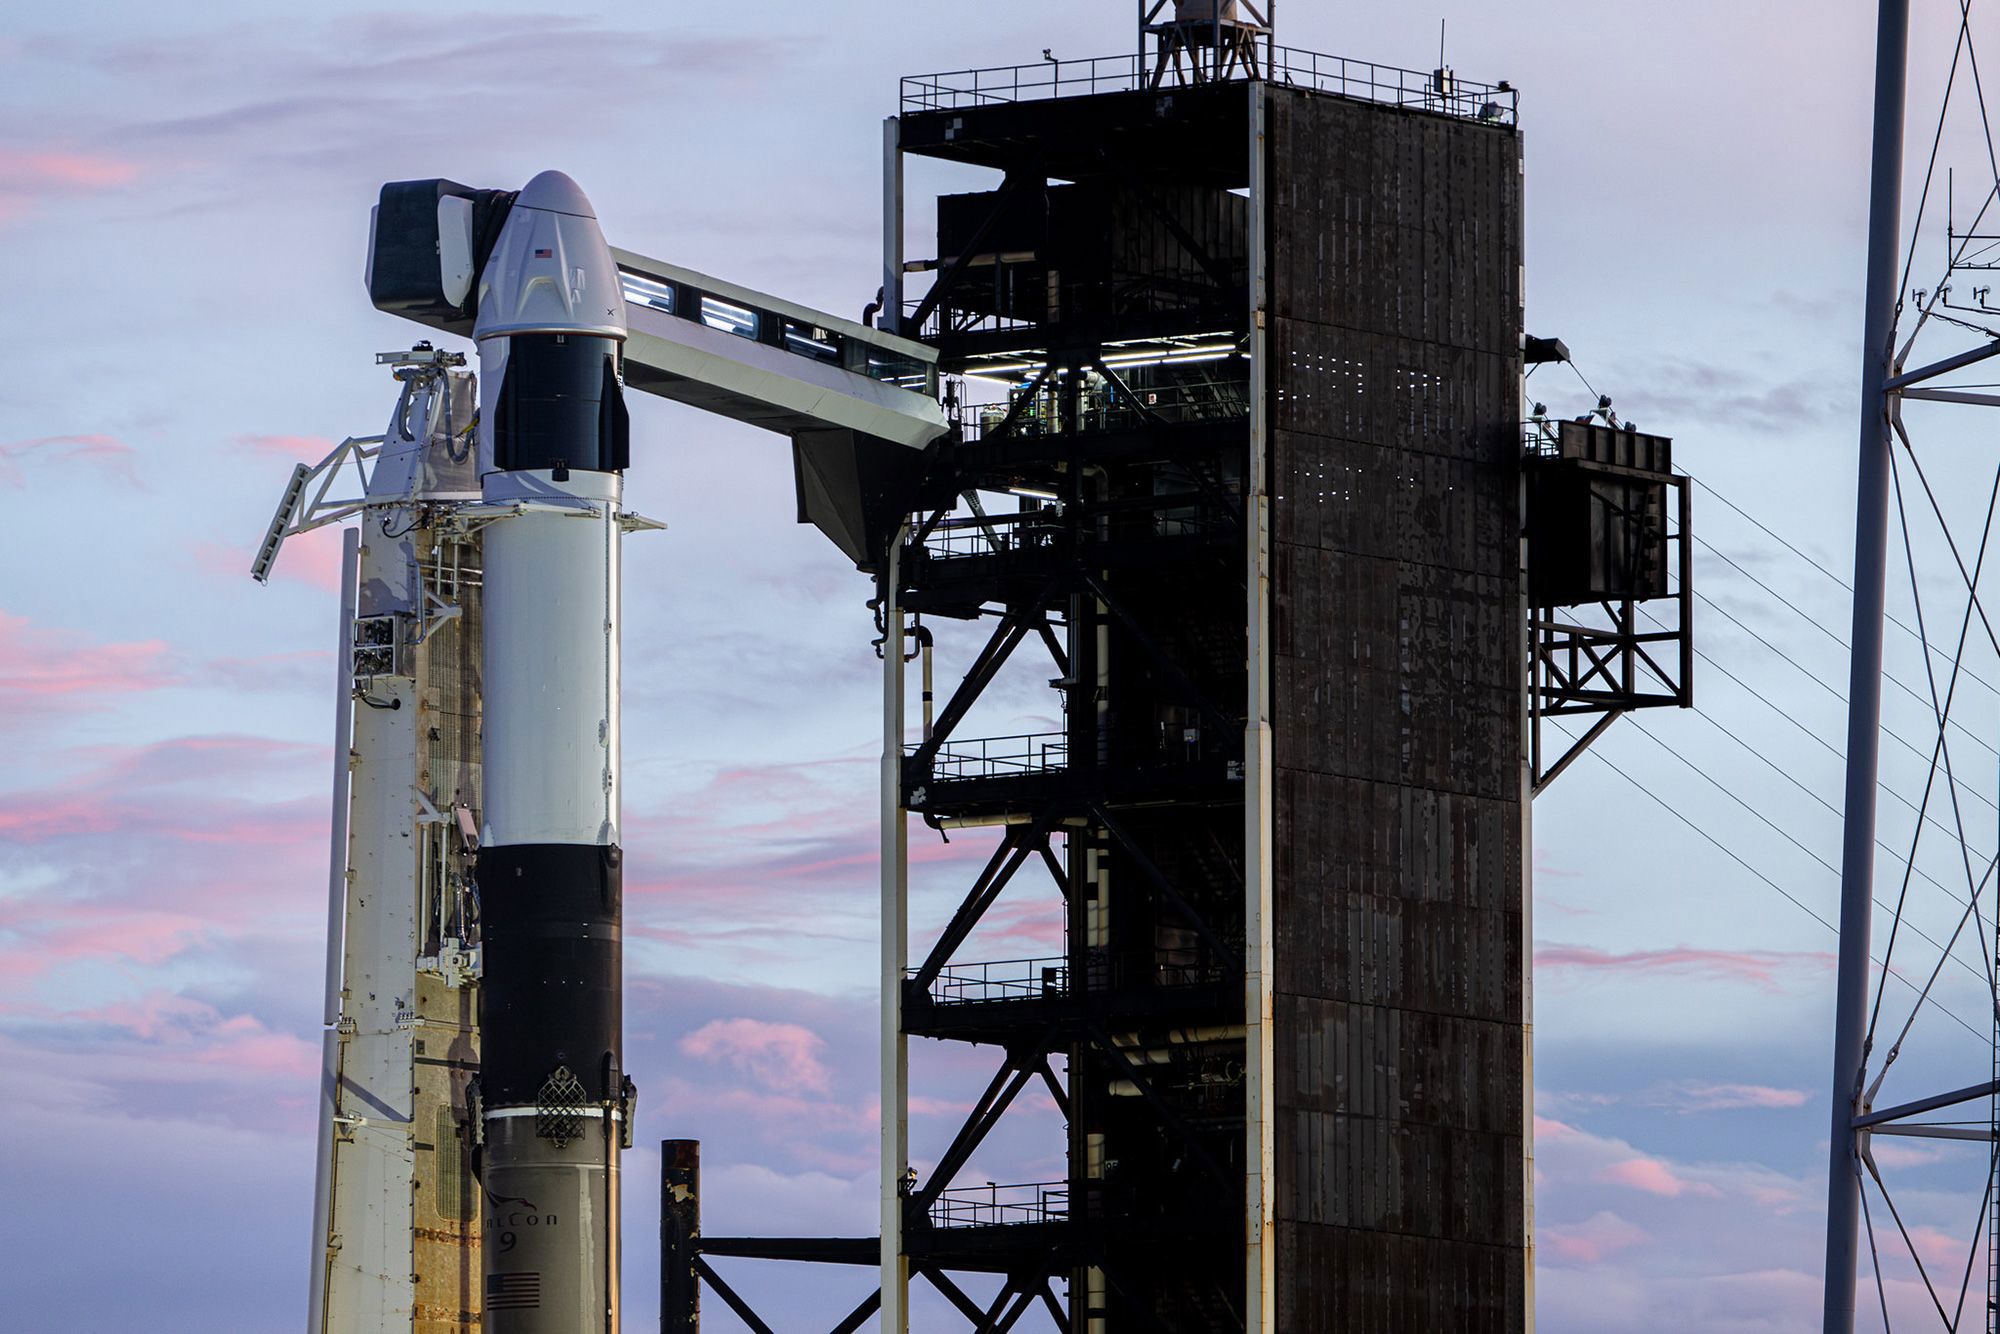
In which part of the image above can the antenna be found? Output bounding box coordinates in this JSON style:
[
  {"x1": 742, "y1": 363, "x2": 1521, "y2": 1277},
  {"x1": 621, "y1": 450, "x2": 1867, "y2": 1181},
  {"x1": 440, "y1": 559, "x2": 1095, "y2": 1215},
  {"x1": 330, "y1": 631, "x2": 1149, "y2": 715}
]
[{"x1": 1432, "y1": 17, "x2": 1454, "y2": 99}]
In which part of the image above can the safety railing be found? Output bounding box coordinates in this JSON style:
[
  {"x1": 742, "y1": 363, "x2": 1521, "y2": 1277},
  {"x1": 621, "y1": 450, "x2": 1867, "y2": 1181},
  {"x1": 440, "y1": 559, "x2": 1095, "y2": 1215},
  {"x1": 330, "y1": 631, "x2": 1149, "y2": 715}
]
[
  {"x1": 902, "y1": 46, "x2": 1517, "y2": 126},
  {"x1": 962, "y1": 377, "x2": 1250, "y2": 443},
  {"x1": 916, "y1": 732, "x2": 1069, "y2": 781},
  {"x1": 917, "y1": 957, "x2": 1070, "y2": 1006},
  {"x1": 929, "y1": 1180, "x2": 1070, "y2": 1229},
  {"x1": 903, "y1": 54, "x2": 1147, "y2": 111},
  {"x1": 918, "y1": 511, "x2": 1064, "y2": 560}
]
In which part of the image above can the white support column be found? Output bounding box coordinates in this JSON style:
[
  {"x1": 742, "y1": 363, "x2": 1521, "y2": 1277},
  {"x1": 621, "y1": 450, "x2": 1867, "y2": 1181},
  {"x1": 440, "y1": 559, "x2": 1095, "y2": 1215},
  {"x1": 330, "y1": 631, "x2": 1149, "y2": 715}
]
[
  {"x1": 880, "y1": 530, "x2": 911, "y2": 1333},
  {"x1": 1242, "y1": 80, "x2": 1277, "y2": 1334},
  {"x1": 882, "y1": 117, "x2": 905, "y2": 337},
  {"x1": 307, "y1": 526, "x2": 360, "y2": 1334}
]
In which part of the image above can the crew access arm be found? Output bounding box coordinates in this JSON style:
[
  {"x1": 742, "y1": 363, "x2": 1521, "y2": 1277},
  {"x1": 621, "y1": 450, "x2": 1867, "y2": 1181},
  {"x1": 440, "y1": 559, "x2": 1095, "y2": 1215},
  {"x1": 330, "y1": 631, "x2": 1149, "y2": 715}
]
[{"x1": 367, "y1": 178, "x2": 950, "y2": 568}]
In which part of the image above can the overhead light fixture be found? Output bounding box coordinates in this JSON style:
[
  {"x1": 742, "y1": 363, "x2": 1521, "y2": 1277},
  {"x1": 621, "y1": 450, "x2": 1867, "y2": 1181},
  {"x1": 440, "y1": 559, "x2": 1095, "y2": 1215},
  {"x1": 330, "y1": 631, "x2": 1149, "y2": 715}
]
[{"x1": 1008, "y1": 484, "x2": 1060, "y2": 501}]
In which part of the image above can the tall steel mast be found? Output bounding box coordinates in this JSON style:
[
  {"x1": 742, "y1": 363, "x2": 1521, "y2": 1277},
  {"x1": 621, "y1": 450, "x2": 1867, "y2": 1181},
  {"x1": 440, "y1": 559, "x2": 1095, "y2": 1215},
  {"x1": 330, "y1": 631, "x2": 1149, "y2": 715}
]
[{"x1": 1824, "y1": 2, "x2": 1912, "y2": 1328}]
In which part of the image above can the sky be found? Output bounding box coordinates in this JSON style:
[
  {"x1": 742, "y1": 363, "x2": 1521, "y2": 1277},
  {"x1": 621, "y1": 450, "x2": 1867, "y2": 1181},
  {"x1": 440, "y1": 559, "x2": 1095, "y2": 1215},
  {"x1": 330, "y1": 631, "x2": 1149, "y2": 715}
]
[{"x1": 5, "y1": 2, "x2": 2000, "y2": 1331}]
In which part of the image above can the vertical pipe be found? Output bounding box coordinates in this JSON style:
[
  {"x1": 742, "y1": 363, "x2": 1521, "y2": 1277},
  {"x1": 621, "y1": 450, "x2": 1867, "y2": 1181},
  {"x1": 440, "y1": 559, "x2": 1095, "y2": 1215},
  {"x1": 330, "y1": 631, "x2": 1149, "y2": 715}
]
[
  {"x1": 321, "y1": 526, "x2": 360, "y2": 1029},
  {"x1": 880, "y1": 534, "x2": 911, "y2": 1334},
  {"x1": 660, "y1": 1140, "x2": 700, "y2": 1334},
  {"x1": 1823, "y1": 4, "x2": 1910, "y2": 1330},
  {"x1": 1242, "y1": 79, "x2": 1276, "y2": 1334},
  {"x1": 307, "y1": 525, "x2": 359, "y2": 1334}
]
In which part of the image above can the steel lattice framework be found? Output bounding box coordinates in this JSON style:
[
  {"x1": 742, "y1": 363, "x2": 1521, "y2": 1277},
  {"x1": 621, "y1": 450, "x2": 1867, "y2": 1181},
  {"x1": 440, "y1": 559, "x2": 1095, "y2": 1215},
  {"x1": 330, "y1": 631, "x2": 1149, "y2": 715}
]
[{"x1": 1827, "y1": 3, "x2": 2000, "y2": 1329}]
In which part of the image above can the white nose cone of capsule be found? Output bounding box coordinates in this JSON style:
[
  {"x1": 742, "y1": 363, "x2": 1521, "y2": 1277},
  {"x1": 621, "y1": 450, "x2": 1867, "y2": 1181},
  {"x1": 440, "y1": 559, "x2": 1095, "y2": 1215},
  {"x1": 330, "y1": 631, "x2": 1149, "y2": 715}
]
[{"x1": 475, "y1": 170, "x2": 627, "y2": 341}]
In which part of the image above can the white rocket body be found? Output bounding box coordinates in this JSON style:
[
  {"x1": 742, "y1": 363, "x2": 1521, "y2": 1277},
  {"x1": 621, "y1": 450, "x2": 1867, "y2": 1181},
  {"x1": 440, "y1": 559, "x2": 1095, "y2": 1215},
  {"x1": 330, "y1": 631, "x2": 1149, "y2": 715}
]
[{"x1": 471, "y1": 171, "x2": 633, "y2": 1334}]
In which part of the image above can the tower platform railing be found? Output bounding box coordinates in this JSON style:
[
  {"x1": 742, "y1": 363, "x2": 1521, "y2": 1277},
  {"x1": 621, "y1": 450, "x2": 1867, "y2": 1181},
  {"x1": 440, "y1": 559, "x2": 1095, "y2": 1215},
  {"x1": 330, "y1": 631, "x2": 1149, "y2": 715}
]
[
  {"x1": 917, "y1": 957, "x2": 1071, "y2": 1006},
  {"x1": 927, "y1": 1180, "x2": 1071, "y2": 1229},
  {"x1": 901, "y1": 45, "x2": 1517, "y2": 125},
  {"x1": 914, "y1": 731, "x2": 1070, "y2": 781}
]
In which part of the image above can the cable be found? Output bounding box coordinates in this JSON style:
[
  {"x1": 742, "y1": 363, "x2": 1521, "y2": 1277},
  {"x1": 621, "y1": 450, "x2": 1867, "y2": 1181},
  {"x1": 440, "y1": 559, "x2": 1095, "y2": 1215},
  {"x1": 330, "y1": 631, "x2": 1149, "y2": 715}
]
[
  {"x1": 1641, "y1": 594, "x2": 2000, "y2": 819},
  {"x1": 1621, "y1": 716, "x2": 1991, "y2": 996},
  {"x1": 1684, "y1": 475, "x2": 2000, "y2": 708},
  {"x1": 1690, "y1": 580, "x2": 1999, "y2": 763},
  {"x1": 1670, "y1": 703, "x2": 1996, "y2": 950},
  {"x1": 1690, "y1": 526, "x2": 2000, "y2": 707},
  {"x1": 1550, "y1": 721, "x2": 1986, "y2": 1043},
  {"x1": 1636, "y1": 600, "x2": 1999, "y2": 824}
]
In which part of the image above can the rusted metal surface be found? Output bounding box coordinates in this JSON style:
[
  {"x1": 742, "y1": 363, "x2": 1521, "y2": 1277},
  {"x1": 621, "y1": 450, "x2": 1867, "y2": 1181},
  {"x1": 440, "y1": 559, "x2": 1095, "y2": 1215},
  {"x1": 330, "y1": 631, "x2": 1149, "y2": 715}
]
[
  {"x1": 1265, "y1": 85, "x2": 1527, "y2": 1330},
  {"x1": 412, "y1": 975, "x2": 482, "y2": 1333}
]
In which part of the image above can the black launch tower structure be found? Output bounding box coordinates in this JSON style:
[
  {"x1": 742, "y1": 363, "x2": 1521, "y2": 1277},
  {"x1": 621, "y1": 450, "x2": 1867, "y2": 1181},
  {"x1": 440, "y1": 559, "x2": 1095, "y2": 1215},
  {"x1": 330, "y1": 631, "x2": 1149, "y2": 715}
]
[{"x1": 670, "y1": 20, "x2": 1691, "y2": 1333}]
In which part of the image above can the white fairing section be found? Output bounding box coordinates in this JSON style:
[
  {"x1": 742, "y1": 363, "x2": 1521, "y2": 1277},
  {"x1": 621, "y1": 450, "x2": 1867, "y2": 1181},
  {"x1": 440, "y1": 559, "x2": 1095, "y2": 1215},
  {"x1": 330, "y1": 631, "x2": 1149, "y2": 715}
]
[
  {"x1": 476, "y1": 170, "x2": 626, "y2": 340},
  {"x1": 479, "y1": 469, "x2": 623, "y2": 848}
]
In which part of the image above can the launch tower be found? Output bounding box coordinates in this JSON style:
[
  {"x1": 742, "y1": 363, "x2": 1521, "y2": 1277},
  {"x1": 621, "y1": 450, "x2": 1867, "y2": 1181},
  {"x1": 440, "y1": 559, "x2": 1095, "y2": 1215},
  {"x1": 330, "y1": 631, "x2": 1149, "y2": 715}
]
[
  {"x1": 683, "y1": 26, "x2": 1690, "y2": 1333},
  {"x1": 881, "y1": 56, "x2": 1532, "y2": 1330}
]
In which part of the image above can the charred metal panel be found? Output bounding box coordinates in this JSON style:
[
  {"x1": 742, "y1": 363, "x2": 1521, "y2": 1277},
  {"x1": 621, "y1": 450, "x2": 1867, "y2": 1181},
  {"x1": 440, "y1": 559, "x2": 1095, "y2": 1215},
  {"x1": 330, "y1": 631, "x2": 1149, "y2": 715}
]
[{"x1": 1266, "y1": 86, "x2": 1527, "y2": 1330}]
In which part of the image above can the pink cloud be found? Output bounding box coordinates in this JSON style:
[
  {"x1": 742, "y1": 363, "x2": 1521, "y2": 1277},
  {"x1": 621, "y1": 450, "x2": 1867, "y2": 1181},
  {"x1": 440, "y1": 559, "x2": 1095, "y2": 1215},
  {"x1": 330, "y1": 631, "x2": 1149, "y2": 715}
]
[
  {"x1": 0, "y1": 434, "x2": 139, "y2": 487},
  {"x1": 680, "y1": 1017, "x2": 833, "y2": 1093},
  {"x1": 0, "y1": 149, "x2": 138, "y2": 188},
  {"x1": 1672, "y1": 1082, "x2": 1808, "y2": 1111},
  {"x1": 13, "y1": 992, "x2": 318, "y2": 1098},
  {"x1": 1598, "y1": 1156, "x2": 1721, "y2": 1198},
  {"x1": 0, "y1": 901, "x2": 212, "y2": 981},
  {"x1": 1868, "y1": 1139, "x2": 1944, "y2": 1171},
  {"x1": 237, "y1": 433, "x2": 334, "y2": 461},
  {"x1": 197, "y1": 521, "x2": 345, "y2": 593},
  {"x1": 960, "y1": 894, "x2": 1065, "y2": 951},
  {"x1": 0, "y1": 734, "x2": 323, "y2": 845},
  {"x1": 1542, "y1": 1210, "x2": 1648, "y2": 1264},
  {"x1": 0, "y1": 149, "x2": 140, "y2": 224},
  {"x1": 1535, "y1": 942, "x2": 1833, "y2": 993},
  {"x1": 0, "y1": 610, "x2": 175, "y2": 711}
]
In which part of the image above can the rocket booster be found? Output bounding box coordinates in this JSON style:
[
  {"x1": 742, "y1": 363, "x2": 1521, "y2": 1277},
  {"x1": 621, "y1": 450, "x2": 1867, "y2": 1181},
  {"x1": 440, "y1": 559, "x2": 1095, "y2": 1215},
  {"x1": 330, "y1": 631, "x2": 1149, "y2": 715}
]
[{"x1": 471, "y1": 170, "x2": 633, "y2": 1334}]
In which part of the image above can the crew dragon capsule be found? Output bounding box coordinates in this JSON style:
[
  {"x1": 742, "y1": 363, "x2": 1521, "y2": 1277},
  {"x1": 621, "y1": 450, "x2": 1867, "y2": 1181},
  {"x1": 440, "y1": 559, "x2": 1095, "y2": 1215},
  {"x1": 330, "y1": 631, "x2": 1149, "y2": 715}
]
[{"x1": 368, "y1": 169, "x2": 638, "y2": 1331}]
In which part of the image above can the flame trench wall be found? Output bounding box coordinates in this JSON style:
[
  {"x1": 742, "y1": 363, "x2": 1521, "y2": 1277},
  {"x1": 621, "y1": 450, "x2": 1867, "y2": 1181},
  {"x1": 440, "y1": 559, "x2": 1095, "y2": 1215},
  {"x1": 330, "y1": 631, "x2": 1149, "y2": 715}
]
[{"x1": 1264, "y1": 89, "x2": 1528, "y2": 1328}]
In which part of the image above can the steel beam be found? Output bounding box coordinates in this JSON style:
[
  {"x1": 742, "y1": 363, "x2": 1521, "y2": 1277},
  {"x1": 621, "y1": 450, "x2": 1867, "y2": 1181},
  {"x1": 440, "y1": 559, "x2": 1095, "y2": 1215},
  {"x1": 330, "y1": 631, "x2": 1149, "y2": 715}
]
[
  {"x1": 1853, "y1": 1078, "x2": 2000, "y2": 1130},
  {"x1": 1823, "y1": 3, "x2": 1912, "y2": 1330}
]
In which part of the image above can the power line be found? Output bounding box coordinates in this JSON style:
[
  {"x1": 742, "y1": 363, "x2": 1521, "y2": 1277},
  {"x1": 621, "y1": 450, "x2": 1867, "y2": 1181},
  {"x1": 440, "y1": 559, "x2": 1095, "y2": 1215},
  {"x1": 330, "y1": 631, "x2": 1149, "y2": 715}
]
[
  {"x1": 1691, "y1": 580, "x2": 2000, "y2": 763},
  {"x1": 1550, "y1": 721, "x2": 1986, "y2": 1043},
  {"x1": 1620, "y1": 716, "x2": 1991, "y2": 996},
  {"x1": 1691, "y1": 525, "x2": 2000, "y2": 709},
  {"x1": 1691, "y1": 474, "x2": 2000, "y2": 698},
  {"x1": 1670, "y1": 702, "x2": 1996, "y2": 951},
  {"x1": 1636, "y1": 600, "x2": 2000, "y2": 822}
]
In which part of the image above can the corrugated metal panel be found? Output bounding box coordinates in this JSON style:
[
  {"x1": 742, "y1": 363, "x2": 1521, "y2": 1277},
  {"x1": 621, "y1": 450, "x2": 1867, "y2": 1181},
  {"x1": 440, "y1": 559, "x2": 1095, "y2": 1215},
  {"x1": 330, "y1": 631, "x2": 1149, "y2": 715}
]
[{"x1": 1267, "y1": 83, "x2": 1526, "y2": 1332}]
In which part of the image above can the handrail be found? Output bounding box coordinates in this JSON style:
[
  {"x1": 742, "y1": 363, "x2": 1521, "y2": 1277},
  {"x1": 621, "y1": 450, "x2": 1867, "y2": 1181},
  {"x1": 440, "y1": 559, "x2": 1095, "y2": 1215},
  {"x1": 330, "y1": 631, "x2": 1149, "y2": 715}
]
[
  {"x1": 901, "y1": 45, "x2": 1518, "y2": 126},
  {"x1": 928, "y1": 1180, "x2": 1069, "y2": 1229},
  {"x1": 912, "y1": 957, "x2": 1069, "y2": 1005},
  {"x1": 909, "y1": 731, "x2": 1069, "y2": 779}
]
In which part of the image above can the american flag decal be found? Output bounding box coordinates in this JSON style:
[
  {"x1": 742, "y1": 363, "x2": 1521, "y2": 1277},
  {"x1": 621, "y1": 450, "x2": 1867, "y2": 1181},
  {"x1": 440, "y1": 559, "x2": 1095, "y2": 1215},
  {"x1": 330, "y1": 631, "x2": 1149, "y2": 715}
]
[
  {"x1": 533, "y1": 247, "x2": 553, "y2": 259},
  {"x1": 485, "y1": 1271, "x2": 541, "y2": 1310}
]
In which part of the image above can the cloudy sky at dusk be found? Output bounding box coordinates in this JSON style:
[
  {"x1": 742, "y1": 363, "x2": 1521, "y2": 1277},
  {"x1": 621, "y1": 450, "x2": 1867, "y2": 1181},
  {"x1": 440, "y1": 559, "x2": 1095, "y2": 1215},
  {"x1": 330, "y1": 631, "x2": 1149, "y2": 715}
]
[{"x1": 10, "y1": 2, "x2": 2000, "y2": 1330}]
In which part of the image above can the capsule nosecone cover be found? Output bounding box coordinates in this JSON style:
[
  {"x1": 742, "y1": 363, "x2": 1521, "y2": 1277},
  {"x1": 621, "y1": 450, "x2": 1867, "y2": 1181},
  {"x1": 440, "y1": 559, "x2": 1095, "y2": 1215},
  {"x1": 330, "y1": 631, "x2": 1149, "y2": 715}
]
[{"x1": 475, "y1": 171, "x2": 627, "y2": 343}]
